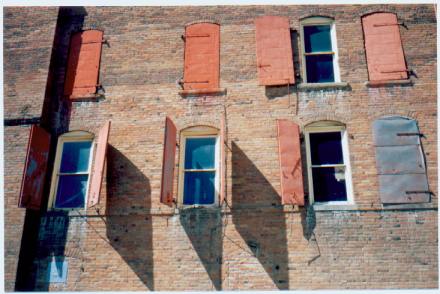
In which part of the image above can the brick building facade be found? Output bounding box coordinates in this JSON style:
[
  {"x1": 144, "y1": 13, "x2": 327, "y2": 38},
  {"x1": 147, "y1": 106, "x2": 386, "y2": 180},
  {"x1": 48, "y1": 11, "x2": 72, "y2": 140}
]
[{"x1": 4, "y1": 5, "x2": 437, "y2": 291}]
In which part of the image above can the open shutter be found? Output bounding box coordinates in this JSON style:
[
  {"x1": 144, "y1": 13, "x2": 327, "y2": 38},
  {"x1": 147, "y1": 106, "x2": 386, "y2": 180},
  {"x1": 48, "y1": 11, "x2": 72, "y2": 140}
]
[
  {"x1": 255, "y1": 16, "x2": 295, "y2": 86},
  {"x1": 19, "y1": 125, "x2": 51, "y2": 210},
  {"x1": 88, "y1": 121, "x2": 111, "y2": 208},
  {"x1": 362, "y1": 13, "x2": 408, "y2": 81},
  {"x1": 183, "y1": 23, "x2": 220, "y2": 90},
  {"x1": 160, "y1": 117, "x2": 177, "y2": 206},
  {"x1": 277, "y1": 120, "x2": 304, "y2": 205},
  {"x1": 373, "y1": 117, "x2": 430, "y2": 203},
  {"x1": 64, "y1": 30, "x2": 103, "y2": 98},
  {"x1": 220, "y1": 115, "x2": 226, "y2": 205}
]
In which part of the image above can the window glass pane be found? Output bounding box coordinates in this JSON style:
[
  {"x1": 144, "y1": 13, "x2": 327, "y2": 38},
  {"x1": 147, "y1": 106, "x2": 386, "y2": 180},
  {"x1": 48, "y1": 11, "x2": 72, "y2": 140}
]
[
  {"x1": 60, "y1": 141, "x2": 92, "y2": 173},
  {"x1": 183, "y1": 171, "x2": 215, "y2": 205},
  {"x1": 55, "y1": 175, "x2": 88, "y2": 208},
  {"x1": 184, "y1": 137, "x2": 216, "y2": 169},
  {"x1": 304, "y1": 25, "x2": 332, "y2": 53},
  {"x1": 305, "y1": 55, "x2": 334, "y2": 83},
  {"x1": 310, "y1": 132, "x2": 343, "y2": 165},
  {"x1": 312, "y1": 167, "x2": 347, "y2": 202}
]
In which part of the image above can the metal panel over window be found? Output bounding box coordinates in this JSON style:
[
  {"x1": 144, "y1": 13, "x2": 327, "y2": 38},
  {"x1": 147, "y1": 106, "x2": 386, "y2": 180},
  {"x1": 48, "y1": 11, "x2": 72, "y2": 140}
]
[
  {"x1": 255, "y1": 16, "x2": 295, "y2": 86},
  {"x1": 372, "y1": 117, "x2": 430, "y2": 203}
]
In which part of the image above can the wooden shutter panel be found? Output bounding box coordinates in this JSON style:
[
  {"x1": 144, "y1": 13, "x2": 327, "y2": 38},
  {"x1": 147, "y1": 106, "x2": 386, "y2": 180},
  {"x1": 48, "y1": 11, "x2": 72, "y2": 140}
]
[
  {"x1": 277, "y1": 120, "x2": 304, "y2": 205},
  {"x1": 372, "y1": 117, "x2": 430, "y2": 203},
  {"x1": 362, "y1": 13, "x2": 408, "y2": 81},
  {"x1": 160, "y1": 117, "x2": 177, "y2": 206},
  {"x1": 220, "y1": 115, "x2": 226, "y2": 205},
  {"x1": 255, "y1": 16, "x2": 295, "y2": 86},
  {"x1": 183, "y1": 23, "x2": 220, "y2": 90},
  {"x1": 64, "y1": 30, "x2": 103, "y2": 99},
  {"x1": 88, "y1": 121, "x2": 111, "y2": 208},
  {"x1": 19, "y1": 125, "x2": 51, "y2": 210}
]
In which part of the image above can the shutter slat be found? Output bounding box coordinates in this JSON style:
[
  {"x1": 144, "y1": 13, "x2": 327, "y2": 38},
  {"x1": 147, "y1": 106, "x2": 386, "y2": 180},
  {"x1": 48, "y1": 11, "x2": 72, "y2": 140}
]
[
  {"x1": 277, "y1": 120, "x2": 304, "y2": 205},
  {"x1": 362, "y1": 13, "x2": 408, "y2": 81},
  {"x1": 255, "y1": 16, "x2": 295, "y2": 86},
  {"x1": 64, "y1": 30, "x2": 103, "y2": 98},
  {"x1": 88, "y1": 120, "x2": 111, "y2": 208},
  {"x1": 19, "y1": 125, "x2": 51, "y2": 210},
  {"x1": 160, "y1": 117, "x2": 177, "y2": 206},
  {"x1": 373, "y1": 117, "x2": 430, "y2": 203},
  {"x1": 183, "y1": 23, "x2": 220, "y2": 90}
]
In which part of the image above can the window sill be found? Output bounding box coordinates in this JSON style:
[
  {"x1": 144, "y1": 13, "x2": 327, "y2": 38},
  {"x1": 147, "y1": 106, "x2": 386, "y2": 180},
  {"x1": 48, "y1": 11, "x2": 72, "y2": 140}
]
[
  {"x1": 381, "y1": 202, "x2": 434, "y2": 210},
  {"x1": 297, "y1": 82, "x2": 350, "y2": 91},
  {"x1": 67, "y1": 93, "x2": 105, "y2": 101},
  {"x1": 312, "y1": 203, "x2": 358, "y2": 211},
  {"x1": 179, "y1": 88, "x2": 227, "y2": 96},
  {"x1": 366, "y1": 78, "x2": 413, "y2": 88}
]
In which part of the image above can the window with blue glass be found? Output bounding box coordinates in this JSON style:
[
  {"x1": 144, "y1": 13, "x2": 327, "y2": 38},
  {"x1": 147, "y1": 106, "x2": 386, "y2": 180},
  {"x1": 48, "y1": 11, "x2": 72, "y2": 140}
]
[
  {"x1": 305, "y1": 121, "x2": 353, "y2": 204},
  {"x1": 49, "y1": 132, "x2": 94, "y2": 209},
  {"x1": 301, "y1": 17, "x2": 340, "y2": 83},
  {"x1": 179, "y1": 127, "x2": 219, "y2": 206}
]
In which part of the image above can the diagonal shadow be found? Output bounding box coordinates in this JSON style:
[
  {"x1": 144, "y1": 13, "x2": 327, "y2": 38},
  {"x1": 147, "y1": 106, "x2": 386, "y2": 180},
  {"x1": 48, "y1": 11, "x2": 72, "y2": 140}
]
[
  {"x1": 231, "y1": 142, "x2": 289, "y2": 290},
  {"x1": 105, "y1": 145, "x2": 154, "y2": 290},
  {"x1": 179, "y1": 208, "x2": 223, "y2": 290}
]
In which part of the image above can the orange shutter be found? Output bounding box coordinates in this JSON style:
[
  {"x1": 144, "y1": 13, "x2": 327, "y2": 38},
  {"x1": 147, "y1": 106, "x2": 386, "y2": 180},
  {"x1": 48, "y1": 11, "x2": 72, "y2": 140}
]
[
  {"x1": 19, "y1": 125, "x2": 51, "y2": 210},
  {"x1": 220, "y1": 115, "x2": 226, "y2": 205},
  {"x1": 362, "y1": 13, "x2": 408, "y2": 81},
  {"x1": 64, "y1": 30, "x2": 103, "y2": 99},
  {"x1": 277, "y1": 120, "x2": 304, "y2": 206},
  {"x1": 183, "y1": 23, "x2": 220, "y2": 90},
  {"x1": 160, "y1": 117, "x2": 177, "y2": 206},
  {"x1": 255, "y1": 16, "x2": 295, "y2": 86},
  {"x1": 88, "y1": 121, "x2": 111, "y2": 208}
]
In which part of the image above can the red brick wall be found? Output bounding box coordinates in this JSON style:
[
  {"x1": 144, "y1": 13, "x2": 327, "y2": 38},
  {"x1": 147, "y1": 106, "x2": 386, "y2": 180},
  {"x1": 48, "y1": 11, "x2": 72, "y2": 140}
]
[{"x1": 4, "y1": 5, "x2": 437, "y2": 291}]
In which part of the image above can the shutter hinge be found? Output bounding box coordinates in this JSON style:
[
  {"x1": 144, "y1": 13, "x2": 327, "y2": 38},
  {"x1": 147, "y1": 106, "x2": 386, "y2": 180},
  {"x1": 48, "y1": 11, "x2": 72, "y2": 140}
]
[
  {"x1": 406, "y1": 191, "x2": 432, "y2": 195},
  {"x1": 397, "y1": 132, "x2": 424, "y2": 137},
  {"x1": 82, "y1": 39, "x2": 108, "y2": 45},
  {"x1": 380, "y1": 69, "x2": 410, "y2": 74},
  {"x1": 374, "y1": 22, "x2": 408, "y2": 29},
  {"x1": 181, "y1": 34, "x2": 210, "y2": 41},
  {"x1": 258, "y1": 64, "x2": 271, "y2": 68}
]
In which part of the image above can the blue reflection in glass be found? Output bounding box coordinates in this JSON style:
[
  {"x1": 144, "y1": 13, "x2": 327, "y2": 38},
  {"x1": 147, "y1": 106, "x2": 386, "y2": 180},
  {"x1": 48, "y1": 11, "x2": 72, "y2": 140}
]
[
  {"x1": 60, "y1": 141, "x2": 92, "y2": 173},
  {"x1": 183, "y1": 172, "x2": 215, "y2": 205},
  {"x1": 305, "y1": 55, "x2": 334, "y2": 83},
  {"x1": 304, "y1": 25, "x2": 332, "y2": 53},
  {"x1": 55, "y1": 175, "x2": 88, "y2": 208},
  {"x1": 184, "y1": 138, "x2": 216, "y2": 169},
  {"x1": 312, "y1": 167, "x2": 347, "y2": 202},
  {"x1": 310, "y1": 132, "x2": 343, "y2": 165}
]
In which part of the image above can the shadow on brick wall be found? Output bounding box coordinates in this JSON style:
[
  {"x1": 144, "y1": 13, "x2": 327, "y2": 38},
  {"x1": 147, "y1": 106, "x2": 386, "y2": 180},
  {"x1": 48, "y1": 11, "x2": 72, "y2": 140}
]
[
  {"x1": 231, "y1": 142, "x2": 289, "y2": 290},
  {"x1": 180, "y1": 208, "x2": 223, "y2": 290},
  {"x1": 105, "y1": 145, "x2": 154, "y2": 290}
]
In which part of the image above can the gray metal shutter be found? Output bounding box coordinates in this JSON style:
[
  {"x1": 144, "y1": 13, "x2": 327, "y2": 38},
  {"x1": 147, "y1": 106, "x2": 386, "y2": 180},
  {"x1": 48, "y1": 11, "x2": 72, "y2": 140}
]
[{"x1": 372, "y1": 117, "x2": 430, "y2": 204}]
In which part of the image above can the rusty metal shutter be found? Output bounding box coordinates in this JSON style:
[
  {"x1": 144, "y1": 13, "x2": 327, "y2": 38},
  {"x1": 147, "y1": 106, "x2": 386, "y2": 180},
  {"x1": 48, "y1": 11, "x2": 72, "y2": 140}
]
[
  {"x1": 88, "y1": 121, "x2": 111, "y2": 208},
  {"x1": 220, "y1": 115, "x2": 226, "y2": 205},
  {"x1": 255, "y1": 16, "x2": 295, "y2": 86},
  {"x1": 183, "y1": 23, "x2": 220, "y2": 90},
  {"x1": 160, "y1": 117, "x2": 177, "y2": 206},
  {"x1": 277, "y1": 120, "x2": 305, "y2": 205},
  {"x1": 19, "y1": 125, "x2": 51, "y2": 210},
  {"x1": 64, "y1": 30, "x2": 104, "y2": 98},
  {"x1": 362, "y1": 12, "x2": 408, "y2": 81},
  {"x1": 372, "y1": 117, "x2": 430, "y2": 203}
]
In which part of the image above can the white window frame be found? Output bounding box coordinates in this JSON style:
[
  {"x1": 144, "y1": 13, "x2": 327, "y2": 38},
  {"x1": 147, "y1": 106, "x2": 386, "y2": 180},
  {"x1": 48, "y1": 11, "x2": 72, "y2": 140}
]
[
  {"x1": 48, "y1": 131, "x2": 95, "y2": 210},
  {"x1": 177, "y1": 126, "x2": 220, "y2": 208},
  {"x1": 304, "y1": 122, "x2": 354, "y2": 205},
  {"x1": 300, "y1": 16, "x2": 341, "y2": 83}
]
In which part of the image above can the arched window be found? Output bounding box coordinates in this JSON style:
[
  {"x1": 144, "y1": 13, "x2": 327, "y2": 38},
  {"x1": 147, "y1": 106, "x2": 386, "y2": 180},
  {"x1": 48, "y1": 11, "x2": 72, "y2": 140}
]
[
  {"x1": 372, "y1": 116, "x2": 430, "y2": 203},
  {"x1": 300, "y1": 16, "x2": 340, "y2": 83},
  {"x1": 304, "y1": 121, "x2": 353, "y2": 204}
]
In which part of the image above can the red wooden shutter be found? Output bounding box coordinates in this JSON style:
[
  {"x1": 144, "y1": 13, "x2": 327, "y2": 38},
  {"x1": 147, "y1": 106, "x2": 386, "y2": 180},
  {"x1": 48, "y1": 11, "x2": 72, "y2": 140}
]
[
  {"x1": 160, "y1": 117, "x2": 177, "y2": 206},
  {"x1": 277, "y1": 120, "x2": 304, "y2": 206},
  {"x1": 183, "y1": 23, "x2": 220, "y2": 90},
  {"x1": 88, "y1": 120, "x2": 111, "y2": 208},
  {"x1": 255, "y1": 16, "x2": 295, "y2": 86},
  {"x1": 19, "y1": 125, "x2": 51, "y2": 210},
  {"x1": 362, "y1": 13, "x2": 408, "y2": 81},
  {"x1": 64, "y1": 30, "x2": 103, "y2": 98},
  {"x1": 220, "y1": 115, "x2": 226, "y2": 205}
]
